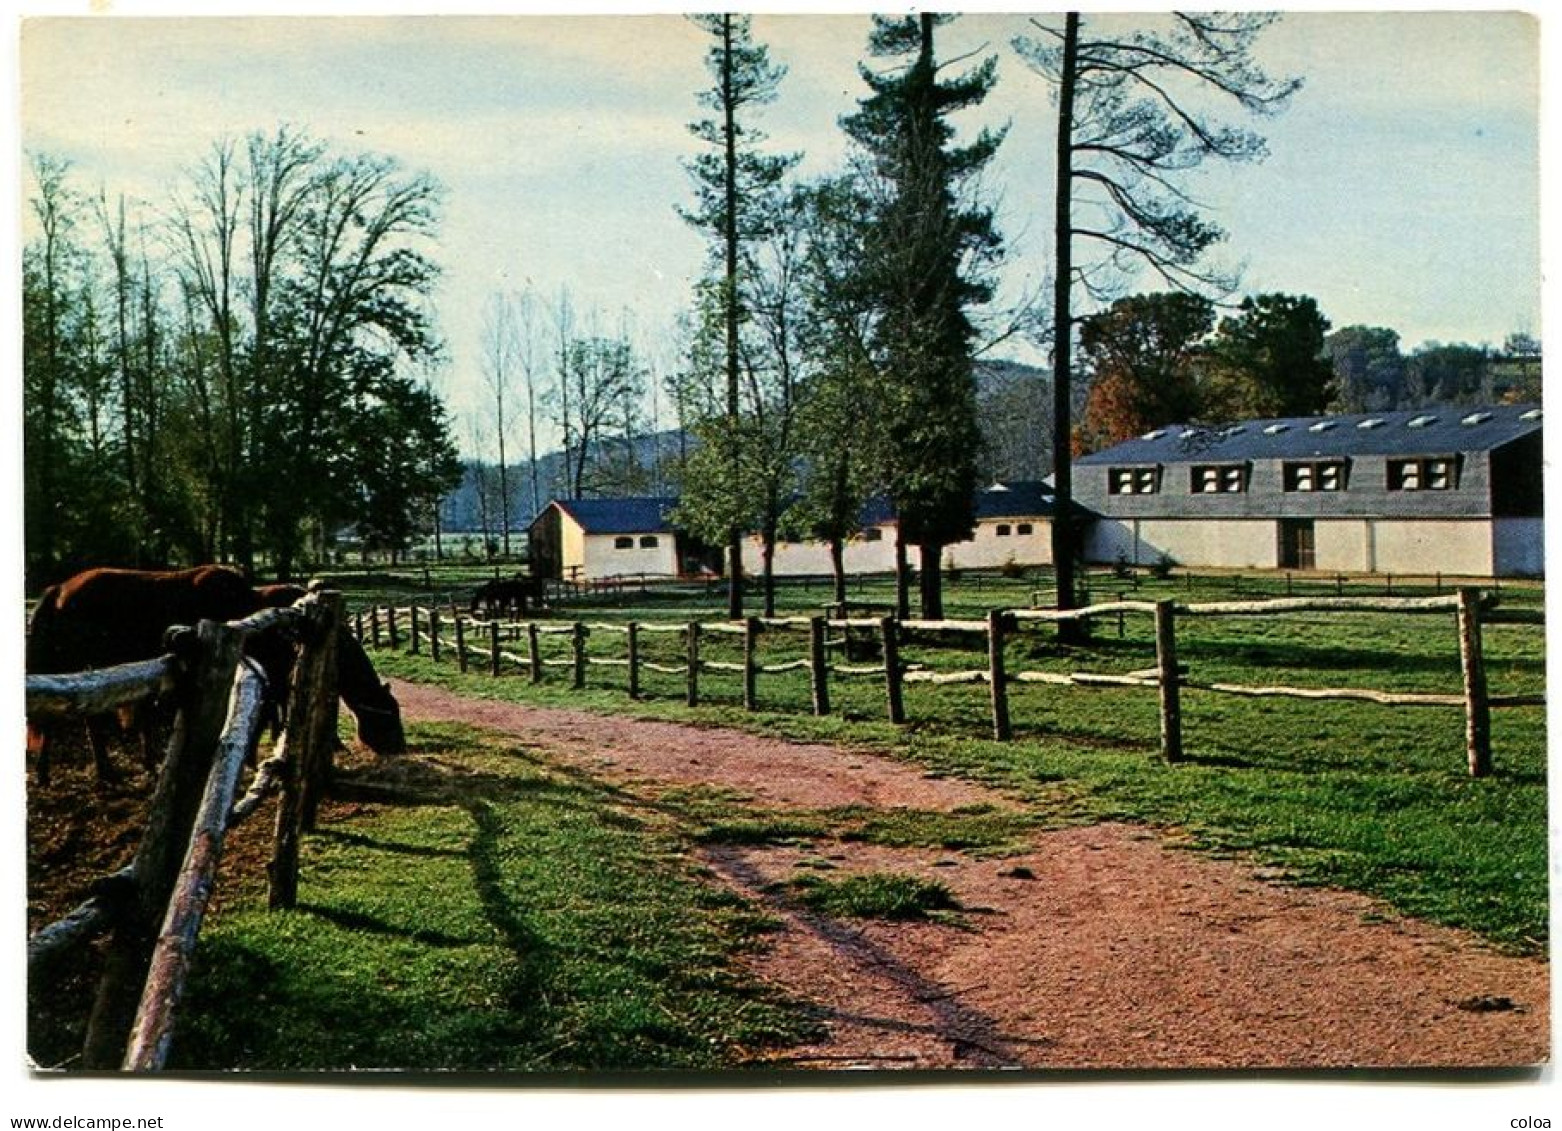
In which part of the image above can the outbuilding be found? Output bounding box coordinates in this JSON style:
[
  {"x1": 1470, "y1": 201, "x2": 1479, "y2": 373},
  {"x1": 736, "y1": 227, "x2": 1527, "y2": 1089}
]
[
  {"x1": 1075, "y1": 403, "x2": 1543, "y2": 577},
  {"x1": 528, "y1": 497, "x2": 704, "y2": 582}
]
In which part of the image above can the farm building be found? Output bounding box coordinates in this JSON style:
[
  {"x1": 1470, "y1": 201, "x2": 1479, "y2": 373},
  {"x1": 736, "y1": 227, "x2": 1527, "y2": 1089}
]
[
  {"x1": 527, "y1": 497, "x2": 721, "y2": 582},
  {"x1": 1075, "y1": 403, "x2": 1544, "y2": 577},
  {"x1": 737, "y1": 481, "x2": 1065, "y2": 576}
]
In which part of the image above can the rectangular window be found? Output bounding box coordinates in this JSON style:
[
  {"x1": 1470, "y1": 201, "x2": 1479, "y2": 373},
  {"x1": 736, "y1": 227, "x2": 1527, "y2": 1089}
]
[
  {"x1": 862, "y1": 527, "x2": 884, "y2": 542},
  {"x1": 1283, "y1": 460, "x2": 1348, "y2": 492},
  {"x1": 639, "y1": 535, "x2": 660, "y2": 548},
  {"x1": 1388, "y1": 456, "x2": 1457, "y2": 491},
  {"x1": 1108, "y1": 467, "x2": 1159, "y2": 495},
  {"x1": 1191, "y1": 464, "x2": 1247, "y2": 493},
  {"x1": 1016, "y1": 523, "x2": 1034, "y2": 535},
  {"x1": 995, "y1": 523, "x2": 1012, "y2": 536},
  {"x1": 613, "y1": 536, "x2": 634, "y2": 549}
]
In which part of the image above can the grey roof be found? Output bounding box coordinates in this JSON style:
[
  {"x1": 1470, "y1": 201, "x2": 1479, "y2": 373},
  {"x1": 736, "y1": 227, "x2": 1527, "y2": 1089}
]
[
  {"x1": 1075, "y1": 404, "x2": 1542, "y2": 465},
  {"x1": 550, "y1": 497, "x2": 678, "y2": 535},
  {"x1": 974, "y1": 480, "x2": 1062, "y2": 519},
  {"x1": 858, "y1": 481, "x2": 1066, "y2": 526}
]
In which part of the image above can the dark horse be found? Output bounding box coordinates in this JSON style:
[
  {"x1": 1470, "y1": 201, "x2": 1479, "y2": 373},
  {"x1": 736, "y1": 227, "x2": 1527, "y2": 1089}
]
[
  {"x1": 26, "y1": 568, "x2": 403, "y2": 784},
  {"x1": 254, "y1": 584, "x2": 405, "y2": 756},
  {"x1": 470, "y1": 575, "x2": 544, "y2": 620}
]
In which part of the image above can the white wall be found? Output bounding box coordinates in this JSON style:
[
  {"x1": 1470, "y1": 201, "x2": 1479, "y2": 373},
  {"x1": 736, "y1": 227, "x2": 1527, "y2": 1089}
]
[
  {"x1": 740, "y1": 518, "x2": 1054, "y2": 576},
  {"x1": 581, "y1": 533, "x2": 679, "y2": 579},
  {"x1": 1368, "y1": 520, "x2": 1493, "y2": 576},
  {"x1": 742, "y1": 524, "x2": 899, "y2": 576},
  {"x1": 943, "y1": 520, "x2": 1053, "y2": 570},
  {"x1": 1095, "y1": 518, "x2": 1279, "y2": 570}
]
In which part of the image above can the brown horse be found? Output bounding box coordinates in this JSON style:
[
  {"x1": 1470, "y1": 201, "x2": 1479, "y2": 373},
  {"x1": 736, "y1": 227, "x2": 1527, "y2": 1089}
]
[
  {"x1": 25, "y1": 567, "x2": 403, "y2": 784},
  {"x1": 26, "y1": 566, "x2": 271, "y2": 783}
]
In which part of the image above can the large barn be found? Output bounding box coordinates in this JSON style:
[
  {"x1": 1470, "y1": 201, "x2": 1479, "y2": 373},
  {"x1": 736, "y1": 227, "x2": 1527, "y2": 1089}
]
[{"x1": 1075, "y1": 403, "x2": 1544, "y2": 577}]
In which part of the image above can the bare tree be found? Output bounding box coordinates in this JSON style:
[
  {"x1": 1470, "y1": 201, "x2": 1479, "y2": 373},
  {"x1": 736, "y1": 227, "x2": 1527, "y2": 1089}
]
[
  {"x1": 480, "y1": 291, "x2": 520, "y2": 556},
  {"x1": 1016, "y1": 12, "x2": 1300, "y2": 625}
]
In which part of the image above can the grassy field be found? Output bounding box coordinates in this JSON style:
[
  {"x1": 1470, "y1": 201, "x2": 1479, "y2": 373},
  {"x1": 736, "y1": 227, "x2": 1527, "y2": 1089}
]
[
  {"x1": 158, "y1": 564, "x2": 1544, "y2": 1071},
  {"x1": 335, "y1": 564, "x2": 1547, "y2": 952}
]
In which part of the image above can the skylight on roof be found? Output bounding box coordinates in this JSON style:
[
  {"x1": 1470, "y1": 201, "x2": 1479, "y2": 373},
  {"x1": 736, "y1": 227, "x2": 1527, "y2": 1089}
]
[
  {"x1": 1262, "y1": 423, "x2": 1289, "y2": 435},
  {"x1": 1357, "y1": 418, "x2": 1385, "y2": 429},
  {"x1": 1408, "y1": 414, "x2": 1438, "y2": 428},
  {"x1": 1521, "y1": 408, "x2": 1543, "y2": 421},
  {"x1": 1308, "y1": 421, "x2": 1337, "y2": 433},
  {"x1": 1141, "y1": 429, "x2": 1167, "y2": 441},
  {"x1": 1461, "y1": 412, "x2": 1493, "y2": 426},
  {"x1": 1221, "y1": 425, "x2": 1246, "y2": 437}
]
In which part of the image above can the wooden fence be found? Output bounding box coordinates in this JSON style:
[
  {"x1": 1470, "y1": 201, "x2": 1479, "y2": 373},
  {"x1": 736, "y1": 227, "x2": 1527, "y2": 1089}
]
[
  {"x1": 26, "y1": 588, "x2": 346, "y2": 1072},
  {"x1": 356, "y1": 587, "x2": 1541, "y2": 779}
]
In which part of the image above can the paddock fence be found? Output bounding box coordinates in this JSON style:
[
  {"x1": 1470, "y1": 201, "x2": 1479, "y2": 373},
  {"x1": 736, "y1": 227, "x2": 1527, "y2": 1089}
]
[
  {"x1": 354, "y1": 586, "x2": 1542, "y2": 779},
  {"x1": 26, "y1": 588, "x2": 346, "y2": 1072}
]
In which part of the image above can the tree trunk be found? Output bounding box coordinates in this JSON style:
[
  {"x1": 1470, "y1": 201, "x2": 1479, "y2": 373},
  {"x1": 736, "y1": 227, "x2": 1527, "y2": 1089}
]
[
  {"x1": 830, "y1": 538, "x2": 847, "y2": 605},
  {"x1": 918, "y1": 542, "x2": 943, "y2": 620},
  {"x1": 1050, "y1": 12, "x2": 1085, "y2": 644},
  {"x1": 893, "y1": 531, "x2": 911, "y2": 620}
]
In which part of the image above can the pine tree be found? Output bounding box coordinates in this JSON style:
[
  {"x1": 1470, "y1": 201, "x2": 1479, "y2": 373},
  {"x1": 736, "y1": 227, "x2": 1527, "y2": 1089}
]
[{"x1": 841, "y1": 13, "x2": 1005, "y2": 619}]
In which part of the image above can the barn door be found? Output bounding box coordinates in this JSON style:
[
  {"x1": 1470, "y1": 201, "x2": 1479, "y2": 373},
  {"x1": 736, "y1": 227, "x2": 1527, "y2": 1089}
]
[{"x1": 1278, "y1": 519, "x2": 1316, "y2": 570}]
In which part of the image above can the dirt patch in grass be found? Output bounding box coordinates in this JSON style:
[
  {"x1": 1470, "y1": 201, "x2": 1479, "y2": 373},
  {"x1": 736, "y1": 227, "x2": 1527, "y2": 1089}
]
[{"x1": 389, "y1": 679, "x2": 1549, "y2": 1071}]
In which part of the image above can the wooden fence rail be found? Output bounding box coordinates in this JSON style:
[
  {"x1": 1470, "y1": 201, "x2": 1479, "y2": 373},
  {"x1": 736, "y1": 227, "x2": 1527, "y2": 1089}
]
[
  {"x1": 26, "y1": 588, "x2": 346, "y2": 1072},
  {"x1": 362, "y1": 586, "x2": 1540, "y2": 779}
]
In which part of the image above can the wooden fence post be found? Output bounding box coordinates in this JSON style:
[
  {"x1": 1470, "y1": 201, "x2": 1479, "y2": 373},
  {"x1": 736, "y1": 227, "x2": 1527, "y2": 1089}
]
[
  {"x1": 268, "y1": 592, "x2": 343, "y2": 907},
  {"x1": 454, "y1": 616, "x2": 468, "y2": 673},
  {"x1": 387, "y1": 606, "x2": 400, "y2": 651},
  {"x1": 808, "y1": 615, "x2": 830, "y2": 716},
  {"x1": 82, "y1": 619, "x2": 243, "y2": 1070},
  {"x1": 409, "y1": 606, "x2": 421, "y2": 655},
  {"x1": 988, "y1": 608, "x2": 1012, "y2": 741},
  {"x1": 686, "y1": 622, "x2": 701, "y2": 708},
  {"x1": 370, "y1": 606, "x2": 382, "y2": 649},
  {"x1": 1155, "y1": 599, "x2": 1183, "y2": 763},
  {"x1": 743, "y1": 617, "x2": 760, "y2": 710},
  {"x1": 880, "y1": 616, "x2": 905, "y2": 724},
  {"x1": 627, "y1": 622, "x2": 641, "y2": 699},
  {"x1": 489, "y1": 621, "x2": 502, "y2": 678},
  {"x1": 1457, "y1": 587, "x2": 1492, "y2": 777},
  {"x1": 429, "y1": 608, "x2": 441, "y2": 664},
  {"x1": 572, "y1": 622, "x2": 587, "y2": 690},
  {"x1": 527, "y1": 623, "x2": 543, "y2": 684}
]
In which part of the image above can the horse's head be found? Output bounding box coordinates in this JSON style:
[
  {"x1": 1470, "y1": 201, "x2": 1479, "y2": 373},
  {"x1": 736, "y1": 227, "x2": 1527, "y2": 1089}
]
[{"x1": 352, "y1": 681, "x2": 406, "y2": 755}]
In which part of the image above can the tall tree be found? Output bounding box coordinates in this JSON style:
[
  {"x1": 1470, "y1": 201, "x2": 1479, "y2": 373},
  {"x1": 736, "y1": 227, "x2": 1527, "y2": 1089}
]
[
  {"x1": 1323, "y1": 325, "x2": 1404, "y2": 412},
  {"x1": 1202, "y1": 292, "x2": 1332, "y2": 419},
  {"x1": 554, "y1": 334, "x2": 646, "y2": 500},
  {"x1": 1016, "y1": 13, "x2": 1299, "y2": 623},
  {"x1": 841, "y1": 13, "x2": 1005, "y2": 619},
  {"x1": 480, "y1": 291, "x2": 521, "y2": 556},
  {"x1": 682, "y1": 13, "x2": 797, "y2": 618},
  {"x1": 1074, "y1": 291, "x2": 1213, "y2": 452}
]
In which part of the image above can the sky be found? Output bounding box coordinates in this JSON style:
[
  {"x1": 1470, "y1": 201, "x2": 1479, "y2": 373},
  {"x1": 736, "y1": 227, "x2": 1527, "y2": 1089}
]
[{"x1": 12, "y1": 4, "x2": 1545, "y2": 456}]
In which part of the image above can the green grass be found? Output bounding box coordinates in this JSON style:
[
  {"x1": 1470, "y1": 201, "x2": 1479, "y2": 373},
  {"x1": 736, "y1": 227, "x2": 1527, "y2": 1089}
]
[
  {"x1": 356, "y1": 567, "x2": 1547, "y2": 954},
  {"x1": 786, "y1": 872, "x2": 961, "y2": 922},
  {"x1": 171, "y1": 722, "x2": 816, "y2": 1071}
]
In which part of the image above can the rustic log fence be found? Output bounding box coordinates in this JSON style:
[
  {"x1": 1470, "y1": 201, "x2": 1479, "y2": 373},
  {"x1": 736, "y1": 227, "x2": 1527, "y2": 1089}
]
[
  {"x1": 27, "y1": 588, "x2": 347, "y2": 1072},
  {"x1": 359, "y1": 587, "x2": 1541, "y2": 778}
]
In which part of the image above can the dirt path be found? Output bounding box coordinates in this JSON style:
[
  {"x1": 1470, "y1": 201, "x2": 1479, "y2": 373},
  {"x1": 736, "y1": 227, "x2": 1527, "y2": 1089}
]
[{"x1": 391, "y1": 679, "x2": 1550, "y2": 1070}]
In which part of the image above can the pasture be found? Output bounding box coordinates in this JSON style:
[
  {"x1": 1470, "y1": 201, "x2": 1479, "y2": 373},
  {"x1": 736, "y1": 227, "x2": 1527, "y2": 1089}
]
[
  {"x1": 26, "y1": 564, "x2": 1548, "y2": 1070},
  {"x1": 338, "y1": 564, "x2": 1548, "y2": 952}
]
